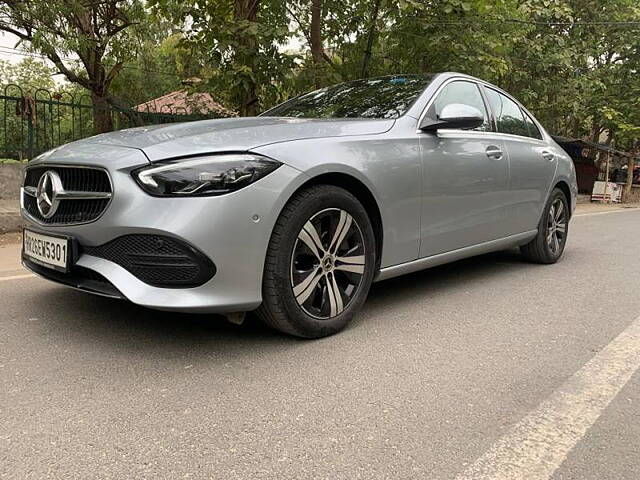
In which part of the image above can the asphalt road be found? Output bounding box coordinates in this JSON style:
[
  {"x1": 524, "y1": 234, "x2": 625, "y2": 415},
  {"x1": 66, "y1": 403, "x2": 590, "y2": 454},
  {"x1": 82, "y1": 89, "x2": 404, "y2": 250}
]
[{"x1": 1, "y1": 208, "x2": 640, "y2": 479}]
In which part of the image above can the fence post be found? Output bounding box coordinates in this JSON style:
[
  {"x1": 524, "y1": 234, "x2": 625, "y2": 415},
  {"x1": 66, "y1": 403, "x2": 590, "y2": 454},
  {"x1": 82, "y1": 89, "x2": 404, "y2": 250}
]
[{"x1": 27, "y1": 115, "x2": 34, "y2": 160}]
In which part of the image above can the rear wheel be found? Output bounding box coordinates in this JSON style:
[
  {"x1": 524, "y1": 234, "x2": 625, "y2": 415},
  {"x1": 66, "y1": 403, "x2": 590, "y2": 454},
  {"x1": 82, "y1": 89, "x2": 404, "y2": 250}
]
[
  {"x1": 257, "y1": 185, "x2": 376, "y2": 338},
  {"x1": 520, "y1": 187, "x2": 569, "y2": 264}
]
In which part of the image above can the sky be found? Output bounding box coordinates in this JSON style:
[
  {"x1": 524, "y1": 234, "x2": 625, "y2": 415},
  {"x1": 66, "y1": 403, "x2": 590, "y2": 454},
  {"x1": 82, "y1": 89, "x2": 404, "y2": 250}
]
[
  {"x1": 0, "y1": 29, "x2": 304, "y2": 87},
  {"x1": 0, "y1": 32, "x2": 23, "y2": 63},
  {"x1": 0, "y1": 32, "x2": 69, "y2": 85}
]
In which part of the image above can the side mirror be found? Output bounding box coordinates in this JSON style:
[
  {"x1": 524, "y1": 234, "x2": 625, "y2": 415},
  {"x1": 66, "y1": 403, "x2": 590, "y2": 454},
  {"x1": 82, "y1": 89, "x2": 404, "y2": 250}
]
[{"x1": 420, "y1": 103, "x2": 485, "y2": 132}]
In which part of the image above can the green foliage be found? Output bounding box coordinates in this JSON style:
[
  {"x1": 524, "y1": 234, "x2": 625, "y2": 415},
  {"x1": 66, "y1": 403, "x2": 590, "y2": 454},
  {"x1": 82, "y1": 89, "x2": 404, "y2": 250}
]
[
  {"x1": 108, "y1": 32, "x2": 184, "y2": 106},
  {"x1": 148, "y1": 0, "x2": 296, "y2": 115},
  {"x1": 0, "y1": 58, "x2": 57, "y2": 93},
  {"x1": 0, "y1": 0, "x2": 147, "y2": 132},
  {"x1": 0, "y1": 0, "x2": 638, "y2": 152},
  {"x1": 0, "y1": 58, "x2": 75, "y2": 160},
  {"x1": 276, "y1": 0, "x2": 640, "y2": 152}
]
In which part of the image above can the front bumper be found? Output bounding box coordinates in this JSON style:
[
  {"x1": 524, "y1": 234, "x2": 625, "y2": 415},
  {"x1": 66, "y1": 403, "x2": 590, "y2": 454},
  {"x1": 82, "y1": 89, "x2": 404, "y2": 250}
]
[
  {"x1": 22, "y1": 146, "x2": 307, "y2": 313},
  {"x1": 23, "y1": 256, "x2": 125, "y2": 299}
]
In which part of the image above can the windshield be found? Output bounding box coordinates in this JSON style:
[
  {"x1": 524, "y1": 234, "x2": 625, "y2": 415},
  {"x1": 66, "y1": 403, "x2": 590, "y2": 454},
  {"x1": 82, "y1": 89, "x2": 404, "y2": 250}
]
[{"x1": 263, "y1": 75, "x2": 434, "y2": 119}]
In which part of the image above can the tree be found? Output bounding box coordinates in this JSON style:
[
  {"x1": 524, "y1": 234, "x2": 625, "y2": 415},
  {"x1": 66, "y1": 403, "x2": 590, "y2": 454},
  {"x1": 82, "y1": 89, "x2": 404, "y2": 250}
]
[
  {"x1": 150, "y1": 0, "x2": 294, "y2": 116},
  {"x1": 0, "y1": 57, "x2": 57, "y2": 92},
  {"x1": 310, "y1": 0, "x2": 325, "y2": 87},
  {"x1": 360, "y1": 0, "x2": 382, "y2": 79},
  {"x1": 0, "y1": 0, "x2": 636, "y2": 149},
  {"x1": 508, "y1": 0, "x2": 640, "y2": 142},
  {"x1": 285, "y1": 0, "x2": 345, "y2": 89},
  {"x1": 108, "y1": 32, "x2": 186, "y2": 106},
  {"x1": 0, "y1": 0, "x2": 145, "y2": 133}
]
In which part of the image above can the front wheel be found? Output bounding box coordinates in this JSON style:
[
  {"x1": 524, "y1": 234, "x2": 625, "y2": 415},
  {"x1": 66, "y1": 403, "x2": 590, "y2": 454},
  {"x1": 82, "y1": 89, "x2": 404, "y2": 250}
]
[
  {"x1": 520, "y1": 187, "x2": 569, "y2": 264},
  {"x1": 257, "y1": 185, "x2": 376, "y2": 338}
]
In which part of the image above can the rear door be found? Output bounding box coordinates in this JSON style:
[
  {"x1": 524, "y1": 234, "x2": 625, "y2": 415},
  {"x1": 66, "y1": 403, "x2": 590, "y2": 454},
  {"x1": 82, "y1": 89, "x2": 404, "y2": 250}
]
[
  {"x1": 482, "y1": 87, "x2": 557, "y2": 234},
  {"x1": 418, "y1": 80, "x2": 511, "y2": 258}
]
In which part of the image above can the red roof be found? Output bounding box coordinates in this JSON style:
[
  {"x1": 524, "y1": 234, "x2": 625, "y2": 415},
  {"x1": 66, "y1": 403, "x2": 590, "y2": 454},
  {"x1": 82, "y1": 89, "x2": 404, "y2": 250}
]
[{"x1": 135, "y1": 90, "x2": 236, "y2": 117}]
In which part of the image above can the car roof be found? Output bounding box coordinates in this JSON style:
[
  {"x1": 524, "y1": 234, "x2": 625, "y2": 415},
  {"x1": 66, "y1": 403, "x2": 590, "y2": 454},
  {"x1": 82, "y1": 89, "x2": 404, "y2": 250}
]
[
  {"x1": 360, "y1": 72, "x2": 511, "y2": 98},
  {"x1": 435, "y1": 72, "x2": 513, "y2": 97}
]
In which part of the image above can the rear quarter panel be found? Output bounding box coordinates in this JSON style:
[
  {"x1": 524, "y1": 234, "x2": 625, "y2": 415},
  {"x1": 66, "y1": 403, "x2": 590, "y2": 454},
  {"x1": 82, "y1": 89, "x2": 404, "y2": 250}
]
[{"x1": 550, "y1": 139, "x2": 578, "y2": 214}]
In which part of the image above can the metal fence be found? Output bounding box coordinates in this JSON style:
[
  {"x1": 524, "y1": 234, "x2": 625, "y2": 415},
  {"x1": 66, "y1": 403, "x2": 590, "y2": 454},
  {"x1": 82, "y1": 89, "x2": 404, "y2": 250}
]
[{"x1": 1, "y1": 85, "x2": 223, "y2": 160}]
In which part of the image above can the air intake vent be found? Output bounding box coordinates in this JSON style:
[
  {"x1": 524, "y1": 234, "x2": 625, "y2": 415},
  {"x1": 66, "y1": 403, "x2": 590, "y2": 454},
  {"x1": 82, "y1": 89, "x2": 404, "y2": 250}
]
[{"x1": 83, "y1": 235, "x2": 216, "y2": 288}]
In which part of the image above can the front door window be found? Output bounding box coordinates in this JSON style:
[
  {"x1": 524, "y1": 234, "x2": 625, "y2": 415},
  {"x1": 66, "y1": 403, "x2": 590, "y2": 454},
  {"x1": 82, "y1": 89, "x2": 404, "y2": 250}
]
[{"x1": 425, "y1": 81, "x2": 491, "y2": 132}]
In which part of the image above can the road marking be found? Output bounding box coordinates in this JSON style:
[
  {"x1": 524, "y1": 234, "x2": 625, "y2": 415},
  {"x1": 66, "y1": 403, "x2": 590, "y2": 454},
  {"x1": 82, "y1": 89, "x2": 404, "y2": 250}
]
[
  {"x1": 574, "y1": 207, "x2": 640, "y2": 217},
  {"x1": 0, "y1": 273, "x2": 35, "y2": 282},
  {"x1": 456, "y1": 313, "x2": 640, "y2": 480}
]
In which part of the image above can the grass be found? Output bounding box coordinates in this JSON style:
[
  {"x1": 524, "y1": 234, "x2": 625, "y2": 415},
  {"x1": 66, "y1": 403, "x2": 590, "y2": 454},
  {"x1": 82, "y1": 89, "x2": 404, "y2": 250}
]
[{"x1": 0, "y1": 158, "x2": 27, "y2": 164}]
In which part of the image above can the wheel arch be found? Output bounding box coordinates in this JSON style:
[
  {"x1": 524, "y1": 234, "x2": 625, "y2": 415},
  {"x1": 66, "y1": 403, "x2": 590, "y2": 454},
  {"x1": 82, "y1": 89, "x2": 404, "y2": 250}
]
[
  {"x1": 553, "y1": 180, "x2": 572, "y2": 217},
  {"x1": 288, "y1": 172, "x2": 384, "y2": 271}
]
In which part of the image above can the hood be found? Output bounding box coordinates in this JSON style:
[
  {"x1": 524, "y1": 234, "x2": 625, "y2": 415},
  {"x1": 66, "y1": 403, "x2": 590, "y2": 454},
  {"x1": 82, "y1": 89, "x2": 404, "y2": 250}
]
[{"x1": 75, "y1": 117, "x2": 395, "y2": 162}]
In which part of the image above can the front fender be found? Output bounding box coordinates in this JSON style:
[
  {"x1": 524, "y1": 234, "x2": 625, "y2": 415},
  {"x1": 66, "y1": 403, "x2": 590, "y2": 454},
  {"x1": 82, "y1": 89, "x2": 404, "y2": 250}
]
[{"x1": 252, "y1": 134, "x2": 423, "y2": 268}]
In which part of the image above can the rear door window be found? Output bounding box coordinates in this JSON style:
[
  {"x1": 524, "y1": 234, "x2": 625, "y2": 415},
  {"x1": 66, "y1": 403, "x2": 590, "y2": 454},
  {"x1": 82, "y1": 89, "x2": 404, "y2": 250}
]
[
  {"x1": 485, "y1": 88, "x2": 529, "y2": 137},
  {"x1": 523, "y1": 111, "x2": 543, "y2": 140}
]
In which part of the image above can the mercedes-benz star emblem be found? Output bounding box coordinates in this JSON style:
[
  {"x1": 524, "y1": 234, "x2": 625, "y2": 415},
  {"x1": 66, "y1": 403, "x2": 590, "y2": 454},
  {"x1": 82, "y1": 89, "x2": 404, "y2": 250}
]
[{"x1": 36, "y1": 170, "x2": 63, "y2": 218}]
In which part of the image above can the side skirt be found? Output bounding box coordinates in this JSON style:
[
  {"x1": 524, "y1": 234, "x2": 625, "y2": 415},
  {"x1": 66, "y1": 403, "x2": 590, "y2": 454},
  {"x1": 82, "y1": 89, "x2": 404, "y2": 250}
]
[{"x1": 375, "y1": 230, "x2": 538, "y2": 282}]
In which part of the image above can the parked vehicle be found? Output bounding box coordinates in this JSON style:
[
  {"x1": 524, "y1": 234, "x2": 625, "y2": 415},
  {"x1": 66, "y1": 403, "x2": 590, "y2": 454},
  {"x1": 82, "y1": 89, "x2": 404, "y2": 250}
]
[{"x1": 21, "y1": 73, "x2": 577, "y2": 338}]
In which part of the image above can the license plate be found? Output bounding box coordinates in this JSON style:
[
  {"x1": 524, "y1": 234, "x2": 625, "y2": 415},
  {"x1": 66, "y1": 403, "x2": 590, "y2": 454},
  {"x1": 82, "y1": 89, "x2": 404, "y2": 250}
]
[{"x1": 23, "y1": 229, "x2": 70, "y2": 271}]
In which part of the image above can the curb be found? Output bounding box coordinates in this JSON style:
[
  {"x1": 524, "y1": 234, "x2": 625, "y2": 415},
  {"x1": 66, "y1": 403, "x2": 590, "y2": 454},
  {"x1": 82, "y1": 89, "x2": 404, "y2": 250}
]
[{"x1": 0, "y1": 212, "x2": 22, "y2": 234}]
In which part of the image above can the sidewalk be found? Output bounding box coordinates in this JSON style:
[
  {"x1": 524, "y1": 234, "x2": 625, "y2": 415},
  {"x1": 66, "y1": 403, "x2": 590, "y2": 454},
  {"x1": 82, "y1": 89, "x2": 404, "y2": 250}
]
[
  {"x1": 0, "y1": 198, "x2": 20, "y2": 234},
  {"x1": 573, "y1": 202, "x2": 640, "y2": 215},
  {"x1": 0, "y1": 235, "x2": 24, "y2": 277}
]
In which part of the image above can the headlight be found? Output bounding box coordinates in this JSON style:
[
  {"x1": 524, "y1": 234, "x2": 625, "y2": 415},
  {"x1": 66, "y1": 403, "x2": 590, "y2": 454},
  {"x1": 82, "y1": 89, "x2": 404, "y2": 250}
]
[{"x1": 133, "y1": 154, "x2": 281, "y2": 197}]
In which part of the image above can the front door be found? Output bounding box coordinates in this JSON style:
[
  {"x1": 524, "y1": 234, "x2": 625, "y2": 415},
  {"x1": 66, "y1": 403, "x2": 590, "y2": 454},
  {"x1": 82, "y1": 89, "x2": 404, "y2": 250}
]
[{"x1": 418, "y1": 80, "x2": 510, "y2": 258}]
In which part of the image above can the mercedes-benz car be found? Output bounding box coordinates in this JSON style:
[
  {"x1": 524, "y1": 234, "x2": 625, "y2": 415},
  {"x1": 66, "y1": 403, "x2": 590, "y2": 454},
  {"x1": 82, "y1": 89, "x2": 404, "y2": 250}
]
[{"x1": 21, "y1": 73, "x2": 577, "y2": 338}]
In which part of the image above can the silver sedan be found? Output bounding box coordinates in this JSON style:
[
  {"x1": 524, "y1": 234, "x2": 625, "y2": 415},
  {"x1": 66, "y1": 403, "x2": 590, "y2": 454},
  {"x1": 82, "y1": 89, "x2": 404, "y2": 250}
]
[{"x1": 21, "y1": 73, "x2": 577, "y2": 338}]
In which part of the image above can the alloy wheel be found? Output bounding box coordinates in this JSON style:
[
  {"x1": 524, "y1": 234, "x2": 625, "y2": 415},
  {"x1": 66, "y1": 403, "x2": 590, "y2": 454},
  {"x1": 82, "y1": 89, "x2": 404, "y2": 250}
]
[
  {"x1": 290, "y1": 208, "x2": 366, "y2": 319},
  {"x1": 546, "y1": 198, "x2": 567, "y2": 255}
]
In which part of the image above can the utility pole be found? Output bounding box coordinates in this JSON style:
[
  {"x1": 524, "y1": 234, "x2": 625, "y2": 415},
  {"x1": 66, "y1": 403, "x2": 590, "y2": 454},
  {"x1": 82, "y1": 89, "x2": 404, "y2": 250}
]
[{"x1": 602, "y1": 150, "x2": 611, "y2": 203}]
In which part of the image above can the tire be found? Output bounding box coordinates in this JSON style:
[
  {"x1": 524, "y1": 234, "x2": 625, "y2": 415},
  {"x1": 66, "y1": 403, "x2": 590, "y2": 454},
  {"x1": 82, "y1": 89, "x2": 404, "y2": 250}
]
[
  {"x1": 257, "y1": 185, "x2": 376, "y2": 338},
  {"x1": 520, "y1": 187, "x2": 569, "y2": 264}
]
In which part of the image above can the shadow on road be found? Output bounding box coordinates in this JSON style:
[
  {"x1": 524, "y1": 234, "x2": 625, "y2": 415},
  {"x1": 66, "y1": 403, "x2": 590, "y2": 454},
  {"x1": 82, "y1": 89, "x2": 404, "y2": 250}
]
[
  {"x1": 30, "y1": 248, "x2": 537, "y2": 355},
  {"x1": 366, "y1": 248, "x2": 530, "y2": 308}
]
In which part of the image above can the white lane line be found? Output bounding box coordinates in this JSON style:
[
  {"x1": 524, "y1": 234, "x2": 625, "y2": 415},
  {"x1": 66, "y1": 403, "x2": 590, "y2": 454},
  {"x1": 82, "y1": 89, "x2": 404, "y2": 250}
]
[
  {"x1": 574, "y1": 207, "x2": 640, "y2": 217},
  {"x1": 0, "y1": 273, "x2": 35, "y2": 282},
  {"x1": 456, "y1": 314, "x2": 640, "y2": 480}
]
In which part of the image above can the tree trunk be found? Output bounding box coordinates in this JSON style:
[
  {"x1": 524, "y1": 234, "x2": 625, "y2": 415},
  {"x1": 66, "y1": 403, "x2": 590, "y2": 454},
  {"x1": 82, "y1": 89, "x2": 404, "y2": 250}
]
[
  {"x1": 91, "y1": 91, "x2": 114, "y2": 134},
  {"x1": 624, "y1": 141, "x2": 638, "y2": 202},
  {"x1": 361, "y1": 0, "x2": 382, "y2": 79},
  {"x1": 590, "y1": 119, "x2": 602, "y2": 144},
  {"x1": 624, "y1": 156, "x2": 635, "y2": 202},
  {"x1": 310, "y1": 0, "x2": 325, "y2": 88},
  {"x1": 235, "y1": 0, "x2": 260, "y2": 116}
]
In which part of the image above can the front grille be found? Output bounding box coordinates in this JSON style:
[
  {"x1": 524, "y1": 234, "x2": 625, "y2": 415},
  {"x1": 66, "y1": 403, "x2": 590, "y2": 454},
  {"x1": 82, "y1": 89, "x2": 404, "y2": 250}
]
[
  {"x1": 83, "y1": 234, "x2": 216, "y2": 288},
  {"x1": 23, "y1": 166, "x2": 112, "y2": 225},
  {"x1": 24, "y1": 166, "x2": 111, "y2": 192},
  {"x1": 24, "y1": 196, "x2": 111, "y2": 225}
]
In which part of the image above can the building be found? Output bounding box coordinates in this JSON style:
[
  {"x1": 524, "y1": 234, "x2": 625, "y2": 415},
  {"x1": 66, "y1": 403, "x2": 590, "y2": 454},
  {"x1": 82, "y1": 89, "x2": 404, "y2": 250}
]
[
  {"x1": 134, "y1": 90, "x2": 236, "y2": 117},
  {"x1": 553, "y1": 136, "x2": 639, "y2": 202}
]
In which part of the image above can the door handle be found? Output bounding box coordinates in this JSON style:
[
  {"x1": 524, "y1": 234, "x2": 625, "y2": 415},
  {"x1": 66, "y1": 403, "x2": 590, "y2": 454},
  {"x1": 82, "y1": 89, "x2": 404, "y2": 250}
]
[
  {"x1": 542, "y1": 151, "x2": 555, "y2": 162},
  {"x1": 486, "y1": 146, "x2": 503, "y2": 160}
]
